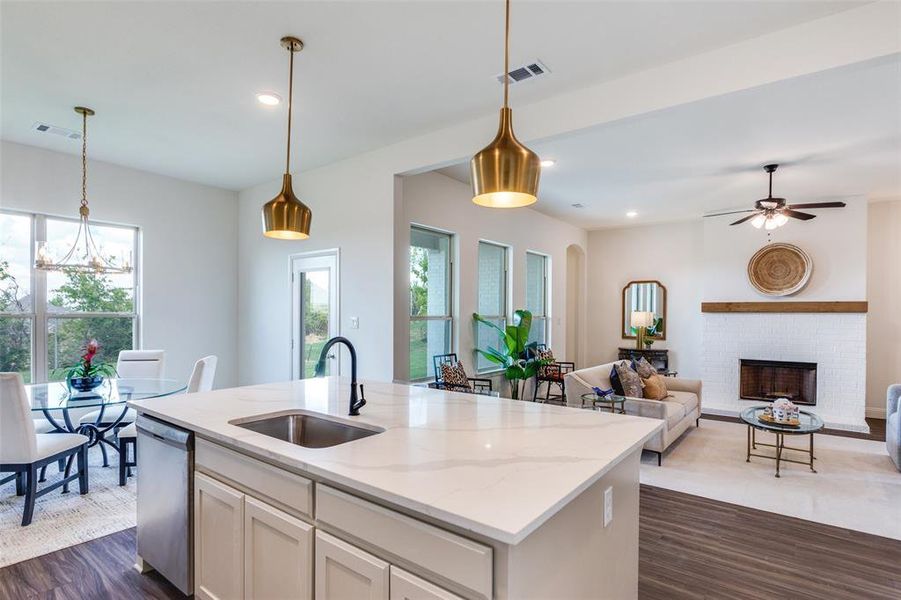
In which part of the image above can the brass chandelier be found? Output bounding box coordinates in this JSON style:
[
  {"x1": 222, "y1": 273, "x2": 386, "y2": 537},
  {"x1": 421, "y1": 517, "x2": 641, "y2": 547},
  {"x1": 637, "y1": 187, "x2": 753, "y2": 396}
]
[
  {"x1": 262, "y1": 36, "x2": 312, "y2": 239},
  {"x1": 34, "y1": 107, "x2": 132, "y2": 274},
  {"x1": 470, "y1": 0, "x2": 540, "y2": 208}
]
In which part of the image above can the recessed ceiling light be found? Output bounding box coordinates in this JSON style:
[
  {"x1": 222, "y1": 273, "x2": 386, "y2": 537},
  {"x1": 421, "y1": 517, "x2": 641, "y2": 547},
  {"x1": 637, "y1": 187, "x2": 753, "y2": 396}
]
[
  {"x1": 256, "y1": 92, "x2": 281, "y2": 106},
  {"x1": 626, "y1": 211, "x2": 638, "y2": 218},
  {"x1": 540, "y1": 159, "x2": 556, "y2": 168}
]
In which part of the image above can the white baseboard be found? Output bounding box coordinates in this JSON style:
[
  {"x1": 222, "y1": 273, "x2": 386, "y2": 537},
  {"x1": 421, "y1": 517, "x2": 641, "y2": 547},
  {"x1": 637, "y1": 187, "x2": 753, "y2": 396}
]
[{"x1": 866, "y1": 406, "x2": 886, "y2": 419}]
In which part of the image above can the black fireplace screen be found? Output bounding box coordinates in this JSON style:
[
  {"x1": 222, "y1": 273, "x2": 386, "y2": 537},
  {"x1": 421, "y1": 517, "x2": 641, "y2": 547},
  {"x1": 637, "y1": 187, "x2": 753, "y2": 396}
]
[{"x1": 739, "y1": 359, "x2": 817, "y2": 406}]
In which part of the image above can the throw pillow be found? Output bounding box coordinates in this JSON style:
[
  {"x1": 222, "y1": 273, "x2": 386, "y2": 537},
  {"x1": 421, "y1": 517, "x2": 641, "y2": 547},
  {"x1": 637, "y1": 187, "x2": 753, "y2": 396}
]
[
  {"x1": 440, "y1": 361, "x2": 473, "y2": 391},
  {"x1": 615, "y1": 361, "x2": 644, "y2": 398},
  {"x1": 537, "y1": 348, "x2": 555, "y2": 377},
  {"x1": 633, "y1": 356, "x2": 657, "y2": 379},
  {"x1": 642, "y1": 373, "x2": 669, "y2": 400},
  {"x1": 609, "y1": 364, "x2": 625, "y2": 396}
]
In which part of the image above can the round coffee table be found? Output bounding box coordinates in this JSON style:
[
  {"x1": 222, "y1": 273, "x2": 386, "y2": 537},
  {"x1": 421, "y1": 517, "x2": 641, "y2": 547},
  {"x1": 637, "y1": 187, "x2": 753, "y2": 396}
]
[
  {"x1": 580, "y1": 393, "x2": 626, "y2": 414},
  {"x1": 740, "y1": 406, "x2": 824, "y2": 478}
]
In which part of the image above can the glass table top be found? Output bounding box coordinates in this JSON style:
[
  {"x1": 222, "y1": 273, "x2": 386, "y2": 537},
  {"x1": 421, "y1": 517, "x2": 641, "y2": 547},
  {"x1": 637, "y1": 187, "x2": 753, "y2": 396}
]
[
  {"x1": 26, "y1": 378, "x2": 186, "y2": 411},
  {"x1": 740, "y1": 405, "x2": 824, "y2": 434},
  {"x1": 581, "y1": 393, "x2": 626, "y2": 404}
]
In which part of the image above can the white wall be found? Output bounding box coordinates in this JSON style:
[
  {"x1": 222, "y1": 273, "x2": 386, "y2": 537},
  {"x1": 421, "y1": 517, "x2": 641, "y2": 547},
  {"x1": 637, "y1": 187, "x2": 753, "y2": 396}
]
[
  {"x1": 394, "y1": 172, "x2": 588, "y2": 383},
  {"x1": 702, "y1": 200, "x2": 868, "y2": 301},
  {"x1": 237, "y1": 153, "x2": 396, "y2": 385},
  {"x1": 586, "y1": 221, "x2": 705, "y2": 378},
  {"x1": 867, "y1": 198, "x2": 901, "y2": 417},
  {"x1": 1, "y1": 141, "x2": 239, "y2": 387}
]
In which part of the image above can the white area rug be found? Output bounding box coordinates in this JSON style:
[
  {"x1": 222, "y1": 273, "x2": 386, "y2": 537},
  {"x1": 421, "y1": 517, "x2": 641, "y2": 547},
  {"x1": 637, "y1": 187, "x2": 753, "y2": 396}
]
[
  {"x1": 640, "y1": 418, "x2": 901, "y2": 540},
  {"x1": 0, "y1": 447, "x2": 136, "y2": 568}
]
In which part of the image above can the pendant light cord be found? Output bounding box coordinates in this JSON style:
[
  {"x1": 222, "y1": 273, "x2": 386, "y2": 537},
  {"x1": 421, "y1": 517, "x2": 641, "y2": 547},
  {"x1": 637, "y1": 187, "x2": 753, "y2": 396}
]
[
  {"x1": 81, "y1": 110, "x2": 88, "y2": 207},
  {"x1": 503, "y1": 0, "x2": 510, "y2": 109},
  {"x1": 286, "y1": 44, "x2": 295, "y2": 175}
]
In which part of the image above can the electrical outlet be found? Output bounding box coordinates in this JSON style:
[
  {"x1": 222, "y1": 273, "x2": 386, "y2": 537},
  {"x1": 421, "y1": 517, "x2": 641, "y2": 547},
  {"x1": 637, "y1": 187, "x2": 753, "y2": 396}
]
[
  {"x1": 603, "y1": 486, "x2": 613, "y2": 527},
  {"x1": 350, "y1": 317, "x2": 359, "y2": 329}
]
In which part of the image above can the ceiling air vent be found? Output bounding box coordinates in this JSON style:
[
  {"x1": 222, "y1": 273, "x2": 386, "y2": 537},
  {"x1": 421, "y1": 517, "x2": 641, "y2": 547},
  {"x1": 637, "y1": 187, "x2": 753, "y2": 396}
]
[
  {"x1": 571, "y1": 203, "x2": 585, "y2": 209},
  {"x1": 496, "y1": 60, "x2": 550, "y2": 85},
  {"x1": 31, "y1": 122, "x2": 81, "y2": 140}
]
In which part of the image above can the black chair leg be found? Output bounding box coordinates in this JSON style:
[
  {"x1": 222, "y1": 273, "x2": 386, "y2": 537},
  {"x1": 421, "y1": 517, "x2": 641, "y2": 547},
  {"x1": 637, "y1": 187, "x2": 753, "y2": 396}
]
[
  {"x1": 532, "y1": 380, "x2": 539, "y2": 402},
  {"x1": 657, "y1": 452, "x2": 663, "y2": 467},
  {"x1": 22, "y1": 465, "x2": 38, "y2": 526},
  {"x1": 58, "y1": 458, "x2": 66, "y2": 472},
  {"x1": 38, "y1": 465, "x2": 47, "y2": 483},
  {"x1": 62, "y1": 454, "x2": 75, "y2": 494},
  {"x1": 77, "y1": 445, "x2": 89, "y2": 494},
  {"x1": 98, "y1": 437, "x2": 109, "y2": 467},
  {"x1": 15, "y1": 471, "x2": 25, "y2": 496},
  {"x1": 118, "y1": 441, "x2": 128, "y2": 486}
]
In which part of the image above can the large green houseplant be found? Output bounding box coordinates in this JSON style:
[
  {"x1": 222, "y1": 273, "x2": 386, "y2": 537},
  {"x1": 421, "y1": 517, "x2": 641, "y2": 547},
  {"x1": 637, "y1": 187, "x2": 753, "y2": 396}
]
[{"x1": 473, "y1": 309, "x2": 544, "y2": 400}]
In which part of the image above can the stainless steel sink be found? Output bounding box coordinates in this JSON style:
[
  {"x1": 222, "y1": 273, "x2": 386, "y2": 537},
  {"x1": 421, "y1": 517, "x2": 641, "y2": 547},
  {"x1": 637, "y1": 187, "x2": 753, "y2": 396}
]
[{"x1": 230, "y1": 412, "x2": 383, "y2": 448}]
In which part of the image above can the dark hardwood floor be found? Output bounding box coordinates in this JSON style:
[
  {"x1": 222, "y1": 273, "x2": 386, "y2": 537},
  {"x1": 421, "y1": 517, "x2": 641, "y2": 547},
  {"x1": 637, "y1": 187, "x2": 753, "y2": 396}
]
[
  {"x1": 0, "y1": 528, "x2": 185, "y2": 600},
  {"x1": 640, "y1": 485, "x2": 901, "y2": 600},
  {"x1": 4, "y1": 484, "x2": 900, "y2": 600}
]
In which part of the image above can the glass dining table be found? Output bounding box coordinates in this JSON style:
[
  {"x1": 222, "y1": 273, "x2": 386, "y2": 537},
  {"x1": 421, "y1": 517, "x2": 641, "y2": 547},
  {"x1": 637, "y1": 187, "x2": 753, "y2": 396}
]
[{"x1": 26, "y1": 378, "x2": 186, "y2": 455}]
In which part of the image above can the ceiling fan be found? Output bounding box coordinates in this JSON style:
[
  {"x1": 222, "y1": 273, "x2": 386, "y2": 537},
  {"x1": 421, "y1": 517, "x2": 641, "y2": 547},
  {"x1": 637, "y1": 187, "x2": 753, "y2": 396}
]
[{"x1": 705, "y1": 164, "x2": 846, "y2": 229}]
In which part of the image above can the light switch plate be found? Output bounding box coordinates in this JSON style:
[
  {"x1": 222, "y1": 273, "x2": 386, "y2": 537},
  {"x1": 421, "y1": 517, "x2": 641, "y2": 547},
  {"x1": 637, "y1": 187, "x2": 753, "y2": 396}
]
[
  {"x1": 350, "y1": 317, "x2": 359, "y2": 329},
  {"x1": 603, "y1": 486, "x2": 613, "y2": 527}
]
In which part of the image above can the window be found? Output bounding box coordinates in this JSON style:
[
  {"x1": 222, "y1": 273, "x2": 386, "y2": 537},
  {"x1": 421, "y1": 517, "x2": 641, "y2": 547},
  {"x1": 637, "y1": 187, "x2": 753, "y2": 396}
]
[
  {"x1": 0, "y1": 210, "x2": 139, "y2": 383},
  {"x1": 476, "y1": 241, "x2": 508, "y2": 372},
  {"x1": 526, "y1": 252, "x2": 549, "y2": 347},
  {"x1": 409, "y1": 226, "x2": 452, "y2": 380}
]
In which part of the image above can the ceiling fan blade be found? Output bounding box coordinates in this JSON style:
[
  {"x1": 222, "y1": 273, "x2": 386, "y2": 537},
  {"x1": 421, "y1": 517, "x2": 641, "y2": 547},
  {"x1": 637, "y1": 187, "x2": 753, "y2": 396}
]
[
  {"x1": 730, "y1": 213, "x2": 760, "y2": 225},
  {"x1": 704, "y1": 209, "x2": 757, "y2": 218},
  {"x1": 781, "y1": 209, "x2": 816, "y2": 220},
  {"x1": 784, "y1": 201, "x2": 847, "y2": 209}
]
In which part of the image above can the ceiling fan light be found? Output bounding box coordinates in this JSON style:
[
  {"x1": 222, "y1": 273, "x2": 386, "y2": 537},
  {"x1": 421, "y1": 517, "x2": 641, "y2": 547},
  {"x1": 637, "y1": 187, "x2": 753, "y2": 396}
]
[
  {"x1": 751, "y1": 214, "x2": 766, "y2": 229},
  {"x1": 764, "y1": 216, "x2": 779, "y2": 230},
  {"x1": 774, "y1": 213, "x2": 789, "y2": 227}
]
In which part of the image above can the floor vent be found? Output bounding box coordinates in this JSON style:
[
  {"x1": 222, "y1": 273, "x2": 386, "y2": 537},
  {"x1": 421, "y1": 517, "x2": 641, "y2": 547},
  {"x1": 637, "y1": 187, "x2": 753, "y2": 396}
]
[
  {"x1": 31, "y1": 122, "x2": 81, "y2": 140},
  {"x1": 496, "y1": 60, "x2": 550, "y2": 85}
]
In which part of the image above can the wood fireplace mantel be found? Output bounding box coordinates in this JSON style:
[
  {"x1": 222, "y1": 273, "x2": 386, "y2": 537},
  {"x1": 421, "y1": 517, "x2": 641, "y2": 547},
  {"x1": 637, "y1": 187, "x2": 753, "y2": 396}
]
[{"x1": 701, "y1": 301, "x2": 868, "y2": 313}]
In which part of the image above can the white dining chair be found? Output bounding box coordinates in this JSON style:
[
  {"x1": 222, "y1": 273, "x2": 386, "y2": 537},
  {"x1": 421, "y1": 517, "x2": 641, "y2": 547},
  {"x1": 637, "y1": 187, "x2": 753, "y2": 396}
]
[
  {"x1": 118, "y1": 355, "x2": 217, "y2": 486},
  {"x1": 1, "y1": 373, "x2": 90, "y2": 526},
  {"x1": 116, "y1": 349, "x2": 166, "y2": 379}
]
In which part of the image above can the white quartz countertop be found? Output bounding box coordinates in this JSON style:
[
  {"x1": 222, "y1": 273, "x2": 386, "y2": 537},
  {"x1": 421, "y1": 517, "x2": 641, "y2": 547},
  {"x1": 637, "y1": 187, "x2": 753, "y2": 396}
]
[{"x1": 129, "y1": 377, "x2": 662, "y2": 544}]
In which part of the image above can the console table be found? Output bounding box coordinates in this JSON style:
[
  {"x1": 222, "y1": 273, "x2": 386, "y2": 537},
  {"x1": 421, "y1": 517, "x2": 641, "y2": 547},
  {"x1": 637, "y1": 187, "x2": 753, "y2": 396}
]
[{"x1": 618, "y1": 347, "x2": 669, "y2": 373}]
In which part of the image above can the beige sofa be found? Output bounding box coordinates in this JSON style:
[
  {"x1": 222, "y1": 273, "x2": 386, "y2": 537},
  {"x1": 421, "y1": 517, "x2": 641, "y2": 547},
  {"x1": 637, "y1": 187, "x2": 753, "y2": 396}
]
[{"x1": 564, "y1": 361, "x2": 702, "y2": 465}]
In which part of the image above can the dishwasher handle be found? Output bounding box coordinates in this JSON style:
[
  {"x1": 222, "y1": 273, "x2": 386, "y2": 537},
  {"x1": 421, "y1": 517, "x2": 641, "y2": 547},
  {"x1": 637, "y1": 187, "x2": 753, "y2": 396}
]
[{"x1": 136, "y1": 414, "x2": 193, "y2": 449}]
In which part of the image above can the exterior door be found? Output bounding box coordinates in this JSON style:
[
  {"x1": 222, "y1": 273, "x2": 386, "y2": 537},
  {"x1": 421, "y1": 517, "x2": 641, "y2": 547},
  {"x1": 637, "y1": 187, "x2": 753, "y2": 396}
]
[{"x1": 291, "y1": 250, "x2": 339, "y2": 380}]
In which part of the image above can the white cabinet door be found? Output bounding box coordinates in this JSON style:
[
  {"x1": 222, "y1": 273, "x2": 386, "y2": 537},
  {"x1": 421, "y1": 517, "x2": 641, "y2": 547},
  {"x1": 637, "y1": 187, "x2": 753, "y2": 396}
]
[
  {"x1": 389, "y1": 567, "x2": 464, "y2": 600},
  {"x1": 194, "y1": 472, "x2": 245, "y2": 600},
  {"x1": 315, "y1": 530, "x2": 389, "y2": 600},
  {"x1": 245, "y1": 496, "x2": 314, "y2": 600}
]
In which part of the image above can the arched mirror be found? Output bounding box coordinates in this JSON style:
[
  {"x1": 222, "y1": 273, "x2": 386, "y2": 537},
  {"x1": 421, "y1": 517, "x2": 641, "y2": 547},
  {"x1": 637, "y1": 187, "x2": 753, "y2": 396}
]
[{"x1": 622, "y1": 280, "x2": 667, "y2": 340}]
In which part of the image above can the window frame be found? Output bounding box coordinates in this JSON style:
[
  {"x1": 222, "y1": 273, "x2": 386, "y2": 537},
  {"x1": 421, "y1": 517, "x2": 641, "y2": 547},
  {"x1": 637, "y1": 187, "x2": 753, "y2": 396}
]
[
  {"x1": 0, "y1": 208, "x2": 141, "y2": 383},
  {"x1": 475, "y1": 240, "x2": 510, "y2": 374},
  {"x1": 526, "y1": 251, "x2": 551, "y2": 348},
  {"x1": 408, "y1": 225, "x2": 454, "y2": 382}
]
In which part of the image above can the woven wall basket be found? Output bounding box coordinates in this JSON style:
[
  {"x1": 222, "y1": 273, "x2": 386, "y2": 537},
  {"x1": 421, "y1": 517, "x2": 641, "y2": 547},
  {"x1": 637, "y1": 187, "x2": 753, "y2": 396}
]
[{"x1": 747, "y1": 243, "x2": 812, "y2": 296}]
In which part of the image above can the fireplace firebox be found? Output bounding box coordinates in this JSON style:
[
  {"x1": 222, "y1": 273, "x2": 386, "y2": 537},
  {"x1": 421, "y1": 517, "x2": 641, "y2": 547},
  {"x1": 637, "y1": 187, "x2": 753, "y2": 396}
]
[{"x1": 739, "y1": 359, "x2": 817, "y2": 406}]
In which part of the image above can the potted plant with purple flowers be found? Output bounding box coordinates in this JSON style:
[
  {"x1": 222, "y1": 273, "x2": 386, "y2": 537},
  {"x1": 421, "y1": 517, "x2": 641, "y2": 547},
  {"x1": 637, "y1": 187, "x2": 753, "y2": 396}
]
[{"x1": 67, "y1": 339, "x2": 116, "y2": 392}]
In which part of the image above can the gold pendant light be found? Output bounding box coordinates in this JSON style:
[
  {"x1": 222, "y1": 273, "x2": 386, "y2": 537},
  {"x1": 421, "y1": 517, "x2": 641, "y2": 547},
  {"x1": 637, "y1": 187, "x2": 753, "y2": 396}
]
[
  {"x1": 34, "y1": 107, "x2": 133, "y2": 274},
  {"x1": 470, "y1": 0, "x2": 540, "y2": 208},
  {"x1": 262, "y1": 36, "x2": 312, "y2": 239}
]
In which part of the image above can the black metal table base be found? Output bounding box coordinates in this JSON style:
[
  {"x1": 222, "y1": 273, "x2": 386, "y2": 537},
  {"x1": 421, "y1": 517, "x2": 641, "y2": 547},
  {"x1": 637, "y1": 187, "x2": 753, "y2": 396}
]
[{"x1": 746, "y1": 425, "x2": 817, "y2": 478}]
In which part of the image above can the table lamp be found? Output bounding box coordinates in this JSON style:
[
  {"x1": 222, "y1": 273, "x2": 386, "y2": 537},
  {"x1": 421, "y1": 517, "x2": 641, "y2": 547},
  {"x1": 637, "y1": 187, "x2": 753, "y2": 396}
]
[{"x1": 631, "y1": 311, "x2": 655, "y2": 349}]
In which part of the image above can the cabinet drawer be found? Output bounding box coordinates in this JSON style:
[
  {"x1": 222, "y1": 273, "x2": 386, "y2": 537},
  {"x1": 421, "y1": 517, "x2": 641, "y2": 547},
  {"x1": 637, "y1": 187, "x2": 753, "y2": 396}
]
[
  {"x1": 196, "y1": 438, "x2": 313, "y2": 518},
  {"x1": 316, "y1": 485, "x2": 492, "y2": 600},
  {"x1": 390, "y1": 567, "x2": 464, "y2": 600}
]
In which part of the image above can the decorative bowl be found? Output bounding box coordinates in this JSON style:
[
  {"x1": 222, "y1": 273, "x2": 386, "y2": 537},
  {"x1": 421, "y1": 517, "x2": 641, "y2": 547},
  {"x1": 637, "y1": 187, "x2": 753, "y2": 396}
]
[{"x1": 69, "y1": 376, "x2": 104, "y2": 392}]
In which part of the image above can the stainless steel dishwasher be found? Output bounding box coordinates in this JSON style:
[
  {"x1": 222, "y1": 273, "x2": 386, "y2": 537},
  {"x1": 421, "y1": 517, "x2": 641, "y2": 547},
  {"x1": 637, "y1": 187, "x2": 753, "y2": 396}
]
[{"x1": 136, "y1": 414, "x2": 194, "y2": 595}]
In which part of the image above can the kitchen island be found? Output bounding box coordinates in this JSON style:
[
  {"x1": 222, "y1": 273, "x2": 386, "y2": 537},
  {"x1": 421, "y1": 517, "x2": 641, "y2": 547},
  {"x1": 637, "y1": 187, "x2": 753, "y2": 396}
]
[{"x1": 129, "y1": 377, "x2": 662, "y2": 600}]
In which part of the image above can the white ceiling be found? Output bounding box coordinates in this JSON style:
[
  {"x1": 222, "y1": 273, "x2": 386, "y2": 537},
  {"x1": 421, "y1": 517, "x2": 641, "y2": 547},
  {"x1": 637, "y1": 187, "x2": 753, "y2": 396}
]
[
  {"x1": 1, "y1": 1, "x2": 866, "y2": 191},
  {"x1": 438, "y1": 55, "x2": 901, "y2": 229}
]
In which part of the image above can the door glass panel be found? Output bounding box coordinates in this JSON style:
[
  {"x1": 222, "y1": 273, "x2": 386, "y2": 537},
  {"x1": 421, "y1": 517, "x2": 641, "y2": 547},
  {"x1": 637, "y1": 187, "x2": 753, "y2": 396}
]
[{"x1": 302, "y1": 270, "x2": 331, "y2": 378}]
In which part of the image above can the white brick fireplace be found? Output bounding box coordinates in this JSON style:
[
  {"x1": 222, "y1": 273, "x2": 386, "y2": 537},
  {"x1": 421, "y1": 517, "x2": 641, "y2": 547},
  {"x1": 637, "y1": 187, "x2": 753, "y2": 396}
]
[{"x1": 702, "y1": 312, "x2": 868, "y2": 432}]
